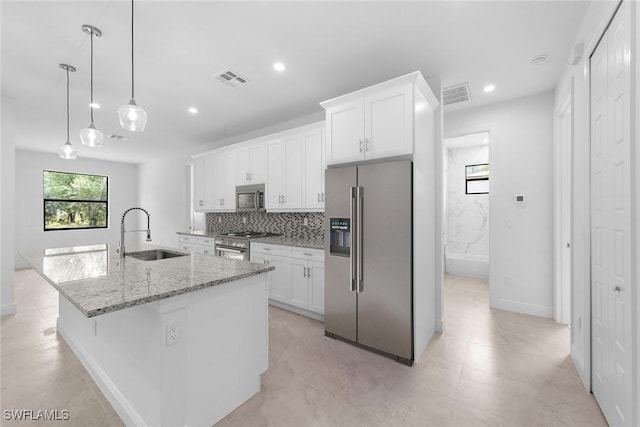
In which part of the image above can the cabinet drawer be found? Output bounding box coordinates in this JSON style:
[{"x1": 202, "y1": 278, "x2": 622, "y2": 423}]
[
  {"x1": 251, "y1": 243, "x2": 289, "y2": 256},
  {"x1": 290, "y1": 248, "x2": 324, "y2": 262},
  {"x1": 179, "y1": 235, "x2": 214, "y2": 246}
]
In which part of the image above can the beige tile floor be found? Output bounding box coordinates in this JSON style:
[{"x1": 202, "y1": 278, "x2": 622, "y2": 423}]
[{"x1": 1, "y1": 270, "x2": 607, "y2": 426}]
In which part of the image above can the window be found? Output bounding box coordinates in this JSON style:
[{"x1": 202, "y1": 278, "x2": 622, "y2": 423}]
[
  {"x1": 465, "y1": 163, "x2": 489, "y2": 195},
  {"x1": 43, "y1": 170, "x2": 108, "y2": 230}
]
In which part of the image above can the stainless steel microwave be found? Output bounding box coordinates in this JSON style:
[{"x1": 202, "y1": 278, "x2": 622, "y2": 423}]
[{"x1": 236, "y1": 184, "x2": 265, "y2": 212}]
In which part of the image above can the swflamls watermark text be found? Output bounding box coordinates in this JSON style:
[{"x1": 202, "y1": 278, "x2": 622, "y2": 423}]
[{"x1": 3, "y1": 409, "x2": 70, "y2": 421}]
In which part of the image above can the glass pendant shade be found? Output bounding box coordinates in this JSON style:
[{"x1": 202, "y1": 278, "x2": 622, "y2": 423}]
[
  {"x1": 118, "y1": 99, "x2": 147, "y2": 131},
  {"x1": 80, "y1": 123, "x2": 105, "y2": 147},
  {"x1": 59, "y1": 141, "x2": 78, "y2": 159}
]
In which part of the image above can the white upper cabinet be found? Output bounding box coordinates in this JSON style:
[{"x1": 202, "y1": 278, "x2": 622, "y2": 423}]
[
  {"x1": 302, "y1": 127, "x2": 325, "y2": 209},
  {"x1": 321, "y1": 71, "x2": 438, "y2": 166},
  {"x1": 193, "y1": 152, "x2": 216, "y2": 212},
  {"x1": 325, "y1": 100, "x2": 364, "y2": 164},
  {"x1": 266, "y1": 135, "x2": 303, "y2": 210},
  {"x1": 236, "y1": 141, "x2": 266, "y2": 185},
  {"x1": 193, "y1": 122, "x2": 326, "y2": 212}
]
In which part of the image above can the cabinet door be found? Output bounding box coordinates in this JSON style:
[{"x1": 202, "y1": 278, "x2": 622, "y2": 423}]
[
  {"x1": 221, "y1": 151, "x2": 236, "y2": 209},
  {"x1": 283, "y1": 135, "x2": 303, "y2": 209},
  {"x1": 325, "y1": 100, "x2": 364, "y2": 165},
  {"x1": 268, "y1": 254, "x2": 290, "y2": 303},
  {"x1": 211, "y1": 154, "x2": 224, "y2": 210},
  {"x1": 193, "y1": 156, "x2": 207, "y2": 211},
  {"x1": 307, "y1": 260, "x2": 325, "y2": 314},
  {"x1": 250, "y1": 142, "x2": 266, "y2": 183},
  {"x1": 288, "y1": 259, "x2": 308, "y2": 308},
  {"x1": 265, "y1": 140, "x2": 284, "y2": 209},
  {"x1": 364, "y1": 85, "x2": 413, "y2": 160},
  {"x1": 303, "y1": 127, "x2": 325, "y2": 209},
  {"x1": 236, "y1": 146, "x2": 250, "y2": 185},
  {"x1": 251, "y1": 253, "x2": 270, "y2": 293}
]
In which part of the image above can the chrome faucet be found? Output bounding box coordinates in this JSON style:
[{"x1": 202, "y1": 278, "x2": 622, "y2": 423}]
[{"x1": 118, "y1": 207, "x2": 151, "y2": 258}]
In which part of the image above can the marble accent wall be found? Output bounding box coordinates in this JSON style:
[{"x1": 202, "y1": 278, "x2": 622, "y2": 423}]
[
  {"x1": 206, "y1": 212, "x2": 324, "y2": 243},
  {"x1": 446, "y1": 145, "x2": 489, "y2": 257}
]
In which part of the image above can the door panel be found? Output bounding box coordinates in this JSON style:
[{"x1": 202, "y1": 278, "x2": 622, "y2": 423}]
[
  {"x1": 324, "y1": 166, "x2": 357, "y2": 341},
  {"x1": 266, "y1": 140, "x2": 284, "y2": 209},
  {"x1": 289, "y1": 259, "x2": 308, "y2": 308},
  {"x1": 268, "y1": 255, "x2": 290, "y2": 303},
  {"x1": 308, "y1": 261, "x2": 325, "y2": 314},
  {"x1": 356, "y1": 160, "x2": 412, "y2": 360},
  {"x1": 364, "y1": 85, "x2": 412, "y2": 160},
  {"x1": 326, "y1": 101, "x2": 364, "y2": 164},
  {"x1": 283, "y1": 136, "x2": 303, "y2": 208},
  {"x1": 590, "y1": 3, "x2": 633, "y2": 425}
]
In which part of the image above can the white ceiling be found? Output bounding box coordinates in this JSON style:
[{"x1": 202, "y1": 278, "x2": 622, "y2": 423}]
[{"x1": 1, "y1": 1, "x2": 590, "y2": 164}]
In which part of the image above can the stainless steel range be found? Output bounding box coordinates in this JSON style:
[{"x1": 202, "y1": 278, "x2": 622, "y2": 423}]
[{"x1": 214, "y1": 231, "x2": 281, "y2": 261}]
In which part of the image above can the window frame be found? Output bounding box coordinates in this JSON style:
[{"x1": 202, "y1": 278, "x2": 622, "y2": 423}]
[
  {"x1": 43, "y1": 170, "x2": 109, "y2": 231},
  {"x1": 465, "y1": 163, "x2": 489, "y2": 195}
]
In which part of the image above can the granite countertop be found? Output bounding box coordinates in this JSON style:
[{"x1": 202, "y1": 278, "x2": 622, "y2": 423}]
[
  {"x1": 176, "y1": 231, "x2": 325, "y2": 250},
  {"x1": 20, "y1": 243, "x2": 274, "y2": 318}
]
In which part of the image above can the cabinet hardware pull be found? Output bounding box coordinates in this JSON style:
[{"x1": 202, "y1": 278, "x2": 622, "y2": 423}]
[
  {"x1": 322, "y1": 192, "x2": 325, "y2": 202},
  {"x1": 264, "y1": 247, "x2": 271, "y2": 251},
  {"x1": 307, "y1": 267, "x2": 311, "y2": 278},
  {"x1": 249, "y1": 172, "x2": 252, "y2": 180},
  {"x1": 359, "y1": 139, "x2": 364, "y2": 152},
  {"x1": 614, "y1": 286, "x2": 622, "y2": 293},
  {"x1": 303, "y1": 253, "x2": 312, "y2": 256},
  {"x1": 317, "y1": 193, "x2": 320, "y2": 202},
  {"x1": 303, "y1": 266, "x2": 307, "y2": 278},
  {"x1": 365, "y1": 138, "x2": 370, "y2": 151}
]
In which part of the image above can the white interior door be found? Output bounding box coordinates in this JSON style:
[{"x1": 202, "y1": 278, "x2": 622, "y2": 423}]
[{"x1": 590, "y1": 2, "x2": 633, "y2": 425}]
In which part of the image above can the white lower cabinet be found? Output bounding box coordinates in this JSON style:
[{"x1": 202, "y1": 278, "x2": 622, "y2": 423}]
[
  {"x1": 251, "y1": 243, "x2": 324, "y2": 317},
  {"x1": 177, "y1": 235, "x2": 216, "y2": 255}
]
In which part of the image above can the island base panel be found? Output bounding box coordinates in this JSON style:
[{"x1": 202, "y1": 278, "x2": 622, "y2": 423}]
[{"x1": 57, "y1": 273, "x2": 269, "y2": 427}]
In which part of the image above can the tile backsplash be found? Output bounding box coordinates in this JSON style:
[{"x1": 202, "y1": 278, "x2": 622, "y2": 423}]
[{"x1": 206, "y1": 212, "x2": 325, "y2": 242}]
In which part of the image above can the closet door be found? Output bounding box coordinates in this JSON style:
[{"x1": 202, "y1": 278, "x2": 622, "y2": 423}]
[{"x1": 590, "y1": 2, "x2": 633, "y2": 425}]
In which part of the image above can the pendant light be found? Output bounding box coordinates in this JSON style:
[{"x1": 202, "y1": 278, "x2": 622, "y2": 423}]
[
  {"x1": 58, "y1": 64, "x2": 78, "y2": 160},
  {"x1": 117, "y1": 0, "x2": 147, "y2": 131},
  {"x1": 79, "y1": 25, "x2": 104, "y2": 147}
]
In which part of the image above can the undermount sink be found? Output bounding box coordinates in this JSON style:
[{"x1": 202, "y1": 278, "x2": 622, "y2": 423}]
[{"x1": 126, "y1": 249, "x2": 188, "y2": 261}]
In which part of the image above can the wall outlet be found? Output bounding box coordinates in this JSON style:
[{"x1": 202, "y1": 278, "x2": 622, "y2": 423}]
[
  {"x1": 303, "y1": 218, "x2": 308, "y2": 226},
  {"x1": 166, "y1": 323, "x2": 180, "y2": 346},
  {"x1": 243, "y1": 216, "x2": 247, "y2": 224},
  {"x1": 218, "y1": 217, "x2": 221, "y2": 223}
]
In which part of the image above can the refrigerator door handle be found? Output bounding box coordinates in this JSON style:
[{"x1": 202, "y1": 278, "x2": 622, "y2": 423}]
[
  {"x1": 356, "y1": 186, "x2": 364, "y2": 293},
  {"x1": 350, "y1": 186, "x2": 357, "y2": 292}
]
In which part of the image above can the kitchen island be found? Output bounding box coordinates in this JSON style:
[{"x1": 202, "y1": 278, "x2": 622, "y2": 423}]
[{"x1": 21, "y1": 243, "x2": 274, "y2": 427}]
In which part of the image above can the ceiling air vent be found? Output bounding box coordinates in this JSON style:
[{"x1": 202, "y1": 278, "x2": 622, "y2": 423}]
[
  {"x1": 443, "y1": 82, "x2": 471, "y2": 106},
  {"x1": 108, "y1": 134, "x2": 127, "y2": 140},
  {"x1": 215, "y1": 69, "x2": 250, "y2": 88}
]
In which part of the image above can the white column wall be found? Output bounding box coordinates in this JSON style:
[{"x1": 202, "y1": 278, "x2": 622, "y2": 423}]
[{"x1": 1, "y1": 96, "x2": 17, "y2": 315}]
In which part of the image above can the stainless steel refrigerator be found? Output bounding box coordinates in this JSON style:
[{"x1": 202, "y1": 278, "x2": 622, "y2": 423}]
[{"x1": 324, "y1": 160, "x2": 413, "y2": 365}]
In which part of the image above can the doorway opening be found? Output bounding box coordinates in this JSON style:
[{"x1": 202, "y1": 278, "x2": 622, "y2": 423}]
[{"x1": 443, "y1": 132, "x2": 490, "y2": 283}]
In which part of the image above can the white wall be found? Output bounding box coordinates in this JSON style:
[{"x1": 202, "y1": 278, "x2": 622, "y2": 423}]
[
  {"x1": 1, "y1": 96, "x2": 17, "y2": 315},
  {"x1": 445, "y1": 91, "x2": 555, "y2": 318},
  {"x1": 14, "y1": 150, "x2": 138, "y2": 267},
  {"x1": 138, "y1": 154, "x2": 191, "y2": 248},
  {"x1": 446, "y1": 145, "x2": 490, "y2": 257}
]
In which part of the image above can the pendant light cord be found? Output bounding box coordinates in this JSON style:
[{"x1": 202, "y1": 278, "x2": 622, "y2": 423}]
[
  {"x1": 131, "y1": 0, "x2": 135, "y2": 100},
  {"x1": 90, "y1": 31, "x2": 95, "y2": 124},
  {"x1": 66, "y1": 67, "x2": 70, "y2": 142}
]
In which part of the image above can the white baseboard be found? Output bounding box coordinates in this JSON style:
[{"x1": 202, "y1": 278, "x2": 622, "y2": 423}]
[
  {"x1": 435, "y1": 317, "x2": 444, "y2": 333},
  {"x1": 1, "y1": 303, "x2": 17, "y2": 316},
  {"x1": 57, "y1": 320, "x2": 144, "y2": 427},
  {"x1": 492, "y1": 298, "x2": 553, "y2": 319},
  {"x1": 269, "y1": 300, "x2": 324, "y2": 322},
  {"x1": 571, "y1": 343, "x2": 590, "y2": 392}
]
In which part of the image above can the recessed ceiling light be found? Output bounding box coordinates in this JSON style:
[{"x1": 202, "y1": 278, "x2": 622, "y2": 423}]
[
  {"x1": 89, "y1": 102, "x2": 101, "y2": 109},
  {"x1": 482, "y1": 138, "x2": 489, "y2": 143},
  {"x1": 188, "y1": 107, "x2": 198, "y2": 114},
  {"x1": 414, "y1": 102, "x2": 426, "y2": 112},
  {"x1": 483, "y1": 84, "x2": 496, "y2": 93},
  {"x1": 273, "y1": 62, "x2": 286, "y2": 72}
]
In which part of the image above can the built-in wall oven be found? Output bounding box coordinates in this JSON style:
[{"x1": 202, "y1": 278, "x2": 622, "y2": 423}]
[
  {"x1": 214, "y1": 231, "x2": 281, "y2": 261},
  {"x1": 214, "y1": 236, "x2": 249, "y2": 261}
]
